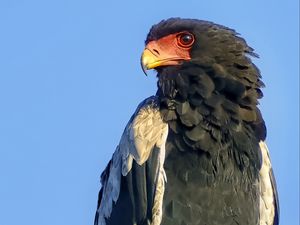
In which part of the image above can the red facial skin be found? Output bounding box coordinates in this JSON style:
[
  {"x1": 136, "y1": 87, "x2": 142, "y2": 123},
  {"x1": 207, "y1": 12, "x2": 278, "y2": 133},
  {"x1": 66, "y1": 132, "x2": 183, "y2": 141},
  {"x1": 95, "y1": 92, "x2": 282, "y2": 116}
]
[{"x1": 142, "y1": 32, "x2": 194, "y2": 70}]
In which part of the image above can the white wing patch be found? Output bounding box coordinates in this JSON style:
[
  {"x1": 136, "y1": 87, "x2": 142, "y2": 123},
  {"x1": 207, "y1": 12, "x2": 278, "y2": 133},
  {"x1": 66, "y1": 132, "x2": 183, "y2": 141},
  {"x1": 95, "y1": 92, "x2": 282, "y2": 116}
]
[
  {"x1": 96, "y1": 96, "x2": 168, "y2": 225},
  {"x1": 151, "y1": 129, "x2": 168, "y2": 225},
  {"x1": 259, "y1": 141, "x2": 277, "y2": 225}
]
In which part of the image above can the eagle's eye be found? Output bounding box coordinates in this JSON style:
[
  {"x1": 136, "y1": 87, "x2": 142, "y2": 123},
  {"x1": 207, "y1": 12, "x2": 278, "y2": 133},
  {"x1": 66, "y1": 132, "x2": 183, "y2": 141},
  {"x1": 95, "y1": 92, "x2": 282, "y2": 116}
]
[{"x1": 176, "y1": 32, "x2": 195, "y2": 48}]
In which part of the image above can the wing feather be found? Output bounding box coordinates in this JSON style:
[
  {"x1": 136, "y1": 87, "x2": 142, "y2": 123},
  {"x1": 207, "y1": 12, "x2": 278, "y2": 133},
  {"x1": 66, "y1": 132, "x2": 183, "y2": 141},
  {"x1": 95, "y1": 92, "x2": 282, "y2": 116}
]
[
  {"x1": 259, "y1": 141, "x2": 280, "y2": 225},
  {"x1": 95, "y1": 96, "x2": 168, "y2": 225}
]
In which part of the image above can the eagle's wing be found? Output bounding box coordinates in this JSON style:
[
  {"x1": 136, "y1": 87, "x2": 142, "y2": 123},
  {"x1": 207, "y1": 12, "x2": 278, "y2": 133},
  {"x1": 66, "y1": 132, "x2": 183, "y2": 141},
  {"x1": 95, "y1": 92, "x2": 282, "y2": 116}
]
[
  {"x1": 259, "y1": 141, "x2": 280, "y2": 225},
  {"x1": 94, "y1": 96, "x2": 168, "y2": 225}
]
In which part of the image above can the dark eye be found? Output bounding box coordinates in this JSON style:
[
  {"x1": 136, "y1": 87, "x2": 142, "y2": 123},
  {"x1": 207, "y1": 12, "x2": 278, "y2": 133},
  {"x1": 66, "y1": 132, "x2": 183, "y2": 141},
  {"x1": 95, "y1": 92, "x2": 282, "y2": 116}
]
[{"x1": 177, "y1": 32, "x2": 195, "y2": 48}]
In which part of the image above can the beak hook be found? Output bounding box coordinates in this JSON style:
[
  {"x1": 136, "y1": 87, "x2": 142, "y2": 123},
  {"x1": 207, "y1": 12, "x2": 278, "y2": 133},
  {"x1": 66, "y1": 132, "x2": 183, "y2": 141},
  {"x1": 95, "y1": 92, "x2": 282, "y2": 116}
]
[{"x1": 140, "y1": 55, "x2": 148, "y2": 76}]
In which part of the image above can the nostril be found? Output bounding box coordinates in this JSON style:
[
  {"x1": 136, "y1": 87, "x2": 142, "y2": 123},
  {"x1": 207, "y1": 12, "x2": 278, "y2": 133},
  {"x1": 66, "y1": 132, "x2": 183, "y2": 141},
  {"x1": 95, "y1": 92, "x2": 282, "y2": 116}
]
[{"x1": 152, "y1": 49, "x2": 160, "y2": 55}]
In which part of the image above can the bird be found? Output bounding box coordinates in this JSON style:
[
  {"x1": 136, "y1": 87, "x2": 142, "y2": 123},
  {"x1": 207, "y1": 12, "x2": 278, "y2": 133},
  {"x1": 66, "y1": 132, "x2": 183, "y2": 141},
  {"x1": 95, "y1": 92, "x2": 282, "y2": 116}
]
[{"x1": 94, "y1": 18, "x2": 279, "y2": 225}]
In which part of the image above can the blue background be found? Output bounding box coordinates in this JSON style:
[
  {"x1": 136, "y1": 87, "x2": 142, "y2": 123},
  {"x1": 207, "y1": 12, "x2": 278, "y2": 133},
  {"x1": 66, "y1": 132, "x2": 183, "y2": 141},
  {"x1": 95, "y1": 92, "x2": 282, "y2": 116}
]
[{"x1": 0, "y1": 0, "x2": 299, "y2": 224}]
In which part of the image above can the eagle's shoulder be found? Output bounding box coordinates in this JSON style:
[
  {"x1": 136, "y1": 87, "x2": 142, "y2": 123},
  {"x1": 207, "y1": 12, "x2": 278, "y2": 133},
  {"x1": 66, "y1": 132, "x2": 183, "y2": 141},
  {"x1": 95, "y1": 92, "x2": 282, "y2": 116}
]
[{"x1": 95, "y1": 96, "x2": 168, "y2": 225}]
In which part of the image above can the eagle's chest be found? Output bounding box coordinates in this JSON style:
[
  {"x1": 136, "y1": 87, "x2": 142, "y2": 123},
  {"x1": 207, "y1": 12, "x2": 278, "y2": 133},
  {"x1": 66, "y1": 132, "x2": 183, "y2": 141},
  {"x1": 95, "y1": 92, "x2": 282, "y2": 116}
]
[
  {"x1": 162, "y1": 124, "x2": 259, "y2": 225},
  {"x1": 156, "y1": 67, "x2": 263, "y2": 224},
  {"x1": 161, "y1": 132, "x2": 261, "y2": 225}
]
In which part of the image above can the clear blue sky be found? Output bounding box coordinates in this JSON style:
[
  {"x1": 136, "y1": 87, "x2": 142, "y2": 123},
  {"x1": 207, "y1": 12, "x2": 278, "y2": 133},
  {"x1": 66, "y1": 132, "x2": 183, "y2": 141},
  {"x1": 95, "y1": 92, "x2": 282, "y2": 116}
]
[{"x1": 0, "y1": 0, "x2": 298, "y2": 224}]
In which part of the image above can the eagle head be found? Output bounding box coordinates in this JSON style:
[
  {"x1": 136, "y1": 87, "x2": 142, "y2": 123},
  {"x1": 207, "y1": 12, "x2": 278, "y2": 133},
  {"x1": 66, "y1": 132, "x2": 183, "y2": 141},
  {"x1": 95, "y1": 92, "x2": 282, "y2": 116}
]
[{"x1": 141, "y1": 18, "x2": 266, "y2": 140}]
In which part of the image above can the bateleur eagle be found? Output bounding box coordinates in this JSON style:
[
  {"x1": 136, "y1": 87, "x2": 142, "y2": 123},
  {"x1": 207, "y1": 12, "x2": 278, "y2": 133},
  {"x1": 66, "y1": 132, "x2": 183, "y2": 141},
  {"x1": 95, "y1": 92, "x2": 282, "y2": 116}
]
[{"x1": 94, "y1": 18, "x2": 279, "y2": 225}]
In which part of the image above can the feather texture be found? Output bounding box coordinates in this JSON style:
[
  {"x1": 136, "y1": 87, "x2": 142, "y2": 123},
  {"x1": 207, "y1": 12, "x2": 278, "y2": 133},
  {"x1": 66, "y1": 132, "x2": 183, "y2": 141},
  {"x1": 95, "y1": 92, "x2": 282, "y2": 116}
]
[
  {"x1": 95, "y1": 18, "x2": 279, "y2": 225},
  {"x1": 259, "y1": 141, "x2": 279, "y2": 225},
  {"x1": 94, "y1": 96, "x2": 168, "y2": 225}
]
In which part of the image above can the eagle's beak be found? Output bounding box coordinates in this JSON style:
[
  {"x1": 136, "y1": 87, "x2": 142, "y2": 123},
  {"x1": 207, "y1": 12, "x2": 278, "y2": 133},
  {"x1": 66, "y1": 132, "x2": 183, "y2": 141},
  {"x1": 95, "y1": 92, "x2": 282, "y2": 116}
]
[
  {"x1": 140, "y1": 49, "x2": 154, "y2": 76},
  {"x1": 141, "y1": 48, "x2": 164, "y2": 71},
  {"x1": 140, "y1": 40, "x2": 191, "y2": 76},
  {"x1": 141, "y1": 48, "x2": 168, "y2": 76}
]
